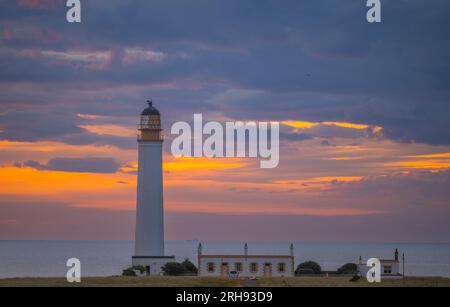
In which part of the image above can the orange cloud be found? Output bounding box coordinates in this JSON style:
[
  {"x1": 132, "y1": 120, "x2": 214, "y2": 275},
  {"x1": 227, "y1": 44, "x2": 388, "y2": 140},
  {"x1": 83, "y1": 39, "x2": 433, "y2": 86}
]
[
  {"x1": 282, "y1": 120, "x2": 382, "y2": 132},
  {"x1": 79, "y1": 124, "x2": 136, "y2": 138},
  {"x1": 0, "y1": 166, "x2": 135, "y2": 197},
  {"x1": 328, "y1": 157, "x2": 362, "y2": 161},
  {"x1": 164, "y1": 157, "x2": 247, "y2": 172},
  {"x1": 321, "y1": 122, "x2": 369, "y2": 130},
  {"x1": 408, "y1": 152, "x2": 450, "y2": 159},
  {"x1": 385, "y1": 161, "x2": 450, "y2": 169},
  {"x1": 281, "y1": 120, "x2": 317, "y2": 129},
  {"x1": 0, "y1": 165, "x2": 139, "y2": 211},
  {"x1": 167, "y1": 201, "x2": 382, "y2": 216},
  {"x1": 0, "y1": 140, "x2": 136, "y2": 165},
  {"x1": 272, "y1": 176, "x2": 363, "y2": 190}
]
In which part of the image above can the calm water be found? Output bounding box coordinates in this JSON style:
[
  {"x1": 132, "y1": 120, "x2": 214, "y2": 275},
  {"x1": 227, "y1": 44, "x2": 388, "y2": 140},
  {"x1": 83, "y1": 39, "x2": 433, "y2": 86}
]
[{"x1": 1, "y1": 241, "x2": 449, "y2": 278}]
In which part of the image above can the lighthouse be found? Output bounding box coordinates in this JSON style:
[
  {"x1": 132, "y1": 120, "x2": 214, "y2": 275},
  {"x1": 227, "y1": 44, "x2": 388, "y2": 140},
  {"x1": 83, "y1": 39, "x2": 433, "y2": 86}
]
[{"x1": 132, "y1": 101, "x2": 174, "y2": 275}]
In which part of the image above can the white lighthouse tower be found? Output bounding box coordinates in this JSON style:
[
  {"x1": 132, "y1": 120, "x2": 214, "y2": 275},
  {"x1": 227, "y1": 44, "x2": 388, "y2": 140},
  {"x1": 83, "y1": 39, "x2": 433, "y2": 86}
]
[{"x1": 132, "y1": 101, "x2": 174, "y2": 275}]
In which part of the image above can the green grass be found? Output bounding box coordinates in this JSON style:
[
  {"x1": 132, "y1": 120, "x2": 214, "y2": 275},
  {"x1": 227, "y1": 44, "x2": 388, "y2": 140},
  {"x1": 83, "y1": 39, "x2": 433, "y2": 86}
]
[
  {"x1": 0, "y1": 276, "x2": 449, "y2": 287},
  {"x1": 0, "y1": 276, "x2": 243, "y2": 287}
]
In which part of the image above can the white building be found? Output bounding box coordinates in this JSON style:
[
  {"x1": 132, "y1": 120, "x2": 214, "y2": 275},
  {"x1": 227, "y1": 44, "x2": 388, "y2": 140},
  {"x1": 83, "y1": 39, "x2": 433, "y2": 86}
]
[
  {"x1": 197, "y1": 243, "x2": 295, "y2": 277},
  {"x1": 357, "y1": 249, "x2": 402, "y2": 279},
  {"x1": 132, "y1": 101, "x2": 175, "y2": 275}
]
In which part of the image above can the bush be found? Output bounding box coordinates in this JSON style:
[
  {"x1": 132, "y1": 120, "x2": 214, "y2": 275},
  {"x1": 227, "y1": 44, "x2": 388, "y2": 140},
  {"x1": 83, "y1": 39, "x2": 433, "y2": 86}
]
[
  {"x1": 337, "y1": 263, "x2": 358, "y2": 275},
  {"x1": 296, "y1": 261, "x2": 322, "y2": 274},
  {"x1": 162, "y1": 262, "x2": 188, "y2": 276},
  {"x1": 182, "y1": 259, "x2": 198, "y2": 274},
  {"x1": 122, "y1": 265, "x2": 146, "y2": 276},
  {"x1": 122, "y1": 269, "x2": 137, "y2": 276},
  {"x1": 131, "y1": 265, "x2": 147, "y2": 274},
  {"x1": 296, "y1": 268, "x2": 315, "y2": 275}
]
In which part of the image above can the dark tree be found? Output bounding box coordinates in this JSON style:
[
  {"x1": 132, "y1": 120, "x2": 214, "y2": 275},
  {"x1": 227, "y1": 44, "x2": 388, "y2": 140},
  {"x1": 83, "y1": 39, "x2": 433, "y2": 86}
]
[
  {"x1": 122, "y1": 265, "x2": 146, "y2": 276},
  {"x1": 296, "y1": 261, "x2": 322, "y2": 274},
  {"x1": 337, "y1": 263, "x2": 358, "y2": 275},
  {"x1": 122, "y1": 269, "x2": 137, "y2": 276},
  {"x1": 161, "y1": 262, "x2": 188, "y2": 276},
  {"x1": 181, "y1": 258, "x2": 198, "y2": 274}
]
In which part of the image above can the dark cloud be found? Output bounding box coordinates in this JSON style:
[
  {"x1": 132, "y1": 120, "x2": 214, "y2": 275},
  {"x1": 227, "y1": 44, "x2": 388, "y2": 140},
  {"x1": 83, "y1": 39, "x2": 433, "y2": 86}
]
[
  {"x1": 0, "y1": 0, "x2": 449, "y2": 146},
  {"x1": 0, "y1": 108, "x2": 136, "y2": 148},
  {"x1": 16, "y1": 157, "x2": 121, "y2": 173},
  {"x1": 56, "y1": 132, "x2": 136, "y2": 149},
  {"x1": 0, "y1": 109, "x2": 82, "y2": 142},
  {"x1": 280, "y1": 131, "x2": 313, "y2": 142}
]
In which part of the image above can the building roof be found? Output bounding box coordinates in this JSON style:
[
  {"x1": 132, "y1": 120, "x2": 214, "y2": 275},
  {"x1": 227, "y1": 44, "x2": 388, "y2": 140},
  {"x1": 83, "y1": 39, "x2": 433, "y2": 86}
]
[
  {"x1": 200, "y1": 255, "x2": 293, "y2": 259},
  {"x1": 141, "y1": 101, "x2": 160, "y2": 116}
]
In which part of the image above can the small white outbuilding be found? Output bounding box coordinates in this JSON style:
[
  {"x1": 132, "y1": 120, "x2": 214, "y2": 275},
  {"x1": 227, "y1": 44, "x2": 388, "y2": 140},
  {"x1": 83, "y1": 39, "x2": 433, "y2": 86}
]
[{"x1": 357, "y1": 248, "x2": 403, "y2": 279}]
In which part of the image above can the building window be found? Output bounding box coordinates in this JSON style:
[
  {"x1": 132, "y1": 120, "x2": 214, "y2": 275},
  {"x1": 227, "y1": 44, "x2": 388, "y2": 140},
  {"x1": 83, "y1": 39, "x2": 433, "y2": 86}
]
[
  {"x1": 384, "y1": 265, "x2": 392, "y2": 274},
  {"x1": 278, "y1": 262, "x2": 286, "y2": 273},
  {"x1": 263, "y1": 263, "x2": 272, "y2": 276},
  {"x1": 221, "y1": 262, "x2": 230, "y2": 275},
  {"x1": 235, "y1": 262, "x2": 243, "y2": 272},
  {"x1": 207, "y1": 262, "x2": 215, "y2": 273},
  {"x1": 250, "y1": 262, "x2": 258, "y2": 273}
]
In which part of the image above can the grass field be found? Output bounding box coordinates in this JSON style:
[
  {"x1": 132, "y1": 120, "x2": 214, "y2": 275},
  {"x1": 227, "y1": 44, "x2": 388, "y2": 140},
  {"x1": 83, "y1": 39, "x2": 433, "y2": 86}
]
[{"x1": 0, "y1": 276, "x2": 449, "y2": 287}]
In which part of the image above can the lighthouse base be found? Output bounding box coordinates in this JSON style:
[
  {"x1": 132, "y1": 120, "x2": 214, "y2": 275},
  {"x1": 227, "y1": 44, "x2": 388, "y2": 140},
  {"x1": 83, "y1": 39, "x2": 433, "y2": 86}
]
[{"x1": 132, "y1": 256, "x2": 175, "y2": 276}]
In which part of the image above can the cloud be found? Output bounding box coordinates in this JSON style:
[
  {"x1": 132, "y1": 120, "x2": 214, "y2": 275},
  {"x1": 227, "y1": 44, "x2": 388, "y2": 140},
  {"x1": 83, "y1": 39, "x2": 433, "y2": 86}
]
[
  {"x1": 0, "y1": 108, "x2": 136, "y2": 149},
  {"x1": 123, "y1": 48, "x2": 166, "y2": 64},
  {"x1": 16, "y1": 0, "x2": 59, "y2": 10},
  {"x1": 16, "y1": 157, "x2": 122, "y2": 173},
  {"x1": 78, "y1": 124, "x2": 136, "y2": 138},
  {"x1": 1, "y1": 0, "x2": 449, "y2": 146},
  {"x1": 40, "y1": 49, "x2": 112, "y2": 69},
  {"x1": 281, "y1": 120, "x2": 383, "y2": 141},
  {"x1": 0, "y1": 109, "x2": 82, "y2": 142}
]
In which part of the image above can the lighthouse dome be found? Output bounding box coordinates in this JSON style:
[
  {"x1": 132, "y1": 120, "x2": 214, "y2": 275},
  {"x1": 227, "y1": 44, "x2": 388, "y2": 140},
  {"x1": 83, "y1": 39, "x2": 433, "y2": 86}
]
[{"x1": 141, "y1": 100, "x2": 160, "y2": 116}]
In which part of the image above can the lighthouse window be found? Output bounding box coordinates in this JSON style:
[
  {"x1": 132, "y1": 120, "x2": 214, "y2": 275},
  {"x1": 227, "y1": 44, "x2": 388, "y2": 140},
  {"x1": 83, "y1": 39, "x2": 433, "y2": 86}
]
[
  {"x1": 278, "y1": 262, "x2": 286, "y2": 273},
  {"x1": 207, "y1": 262, "x2": 215, "y2": 273},
  {"x1": 250, "y1": 263, "x2": 258, "y2": 273}
]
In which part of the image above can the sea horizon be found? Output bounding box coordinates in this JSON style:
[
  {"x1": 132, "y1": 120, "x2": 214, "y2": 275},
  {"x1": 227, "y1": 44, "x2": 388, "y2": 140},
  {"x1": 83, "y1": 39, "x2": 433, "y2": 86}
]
[{"x1": 1, "y1": 240, "x2": 449, "y2": 279}]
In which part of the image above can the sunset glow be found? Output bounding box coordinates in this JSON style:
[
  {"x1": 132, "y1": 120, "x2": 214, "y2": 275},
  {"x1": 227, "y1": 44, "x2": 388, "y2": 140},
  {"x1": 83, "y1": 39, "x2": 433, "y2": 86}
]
[{"x1": 1, "y1": 0, "x2": 450, "y2": 242}]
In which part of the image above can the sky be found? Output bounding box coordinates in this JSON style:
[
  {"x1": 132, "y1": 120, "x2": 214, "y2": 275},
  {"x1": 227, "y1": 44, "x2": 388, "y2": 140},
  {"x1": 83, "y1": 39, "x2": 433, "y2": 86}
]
[{"x1": 0, "y1": 0, "x2": 450, "y2": 242}]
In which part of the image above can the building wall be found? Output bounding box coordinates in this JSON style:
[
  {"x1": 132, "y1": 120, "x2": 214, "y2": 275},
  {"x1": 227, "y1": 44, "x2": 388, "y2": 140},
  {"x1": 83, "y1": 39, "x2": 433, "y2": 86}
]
[
  {"x1": 381, "y1": 261, "x2": 400, "y2": 275},
  {"x1": 198, "y1": 256, "x2": 295, "y2": 277},
  {"x1": 358, "y1": 261, "x2": 400, "y2": 278}
]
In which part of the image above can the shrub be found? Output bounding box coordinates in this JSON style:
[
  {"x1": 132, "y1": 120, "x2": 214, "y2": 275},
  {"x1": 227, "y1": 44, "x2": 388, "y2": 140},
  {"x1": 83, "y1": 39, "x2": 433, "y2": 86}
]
[
  {"x1": 296, "y1": 261, "x2": 322, "y2": 274},
  {"x1": 122, "y1": 269, "x2": 137, "y2": 276},
  {"x1": 296, "y1": 268, "x2": 315, "y2": 275},
  {"x1": 337, "y1": 263, "x2": 358, "y2": 275},
  {"x1": 131, "y1": 265, "x2": 147, "y2": 275},
  {"x1": 162, "y1": 262, "x2": 188, "y2": 276},
  {"x1": 122, "y1": 265, "x2": 146, "y2": 276},
  {"x1": 181, "y1": 259, "x2": 198, "y2": 274}
]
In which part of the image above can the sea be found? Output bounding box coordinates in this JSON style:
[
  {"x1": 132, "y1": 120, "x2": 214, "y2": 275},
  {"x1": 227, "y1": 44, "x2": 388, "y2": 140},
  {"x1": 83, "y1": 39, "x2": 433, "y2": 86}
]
[{"x1": 1, "y1": 241, "x2": 449, "y2": 278}]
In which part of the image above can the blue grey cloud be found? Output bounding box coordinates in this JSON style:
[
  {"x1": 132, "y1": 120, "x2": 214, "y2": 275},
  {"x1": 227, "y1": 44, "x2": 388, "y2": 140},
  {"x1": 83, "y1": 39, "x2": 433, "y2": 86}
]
[
  {"x1": 0, "y1": 0, "x2": 449, "y2": 146},
  {"x1": 17, "y1": 157, "x2": 121, "y2": 173}
]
